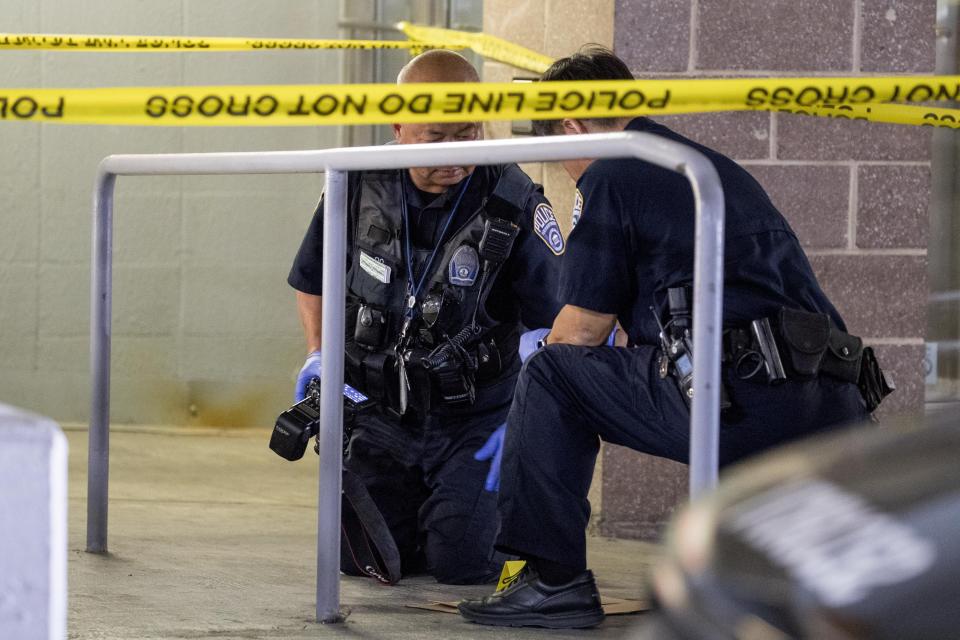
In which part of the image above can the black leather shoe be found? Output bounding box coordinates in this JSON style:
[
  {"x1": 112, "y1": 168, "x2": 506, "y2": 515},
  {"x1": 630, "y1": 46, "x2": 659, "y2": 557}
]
[{"x1": 458, "y1": 568, "x2": 605, "y2": 629}]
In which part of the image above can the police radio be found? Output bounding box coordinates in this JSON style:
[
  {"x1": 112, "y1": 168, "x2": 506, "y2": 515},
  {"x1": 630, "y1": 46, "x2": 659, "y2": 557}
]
[
  {"x1": 478, "y1": 217, "x2": 518, "y2": 265},
  {"x1": 419, "y1": 218, "x2": 518, "y2": 407},
  {"x1": 653, "y1": 287, "x2": 731, "y2": 411}
]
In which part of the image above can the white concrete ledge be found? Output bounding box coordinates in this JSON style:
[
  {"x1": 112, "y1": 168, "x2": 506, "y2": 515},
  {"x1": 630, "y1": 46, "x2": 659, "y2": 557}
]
[{"x1": 0, "y1": 403, "x2": 67, "y2": 640}]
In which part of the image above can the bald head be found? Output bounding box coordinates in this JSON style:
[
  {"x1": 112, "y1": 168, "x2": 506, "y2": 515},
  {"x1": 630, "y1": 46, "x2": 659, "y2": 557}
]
[
  {"x1": 397, "y1": 49, "x2": 479, "y2": 84},
  {"x1": 393, "y1": 49, "x2": 481, "y2": 194}
]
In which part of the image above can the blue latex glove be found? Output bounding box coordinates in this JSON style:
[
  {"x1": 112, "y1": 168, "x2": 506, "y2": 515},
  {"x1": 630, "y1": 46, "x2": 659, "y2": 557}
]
[
  {"x1": 295, "y1": 350, "x2": 323, "y2": 402},
  {"x1": 474, "y1": 423, "x2": 506, "y2": 492},
  {"x1": 606, "y1": 326, "x2": 618, "y2": 347},
  {"x1": 519, "y1": 328, "x2": 550, "y2": 364}
]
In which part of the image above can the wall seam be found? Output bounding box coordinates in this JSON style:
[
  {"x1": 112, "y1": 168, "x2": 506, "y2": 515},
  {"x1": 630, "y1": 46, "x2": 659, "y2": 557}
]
[
  {"x1": 807, "y1": 248, "x2": 927, "y2": 256},
  {"x1": 34, "y1": 0, "x2": 44, "y2": 373},
  {"x1": 688, "y1": 0, "x2": 699, "y2": 72},
  {"x1": 768, "y1": 112, "x2": 778, "y2": 160},
  {"x1": 864, "y1": 337, "x2": 926, "y2": 345},
  {"x1": 852, "y1": 0, "x2": 863, "y2": 72},
  {"x1": 848, "y1": 162, "x2": 858, "y2": 249},
  {"x1": 742, "y1": 159, "x2": 931, "y2": 167}
]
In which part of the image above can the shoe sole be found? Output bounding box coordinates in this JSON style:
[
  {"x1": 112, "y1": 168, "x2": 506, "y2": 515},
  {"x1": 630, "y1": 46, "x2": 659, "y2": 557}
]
[{"x1": 460, "y1": 608, "x2": 605, "y2": 629}]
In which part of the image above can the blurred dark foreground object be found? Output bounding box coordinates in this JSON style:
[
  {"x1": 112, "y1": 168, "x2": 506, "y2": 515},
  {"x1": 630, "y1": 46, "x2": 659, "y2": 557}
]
[{"x1": 635, "y1": 409, "x2": 960, "y2": 640}]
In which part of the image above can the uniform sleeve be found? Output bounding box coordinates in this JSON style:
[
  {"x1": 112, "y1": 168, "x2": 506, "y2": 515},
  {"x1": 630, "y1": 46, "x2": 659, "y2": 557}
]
[
  {"x1": 287, "y1": 197, "x2": 325, "y2": 295},
  {"x1": 558, "y1": 170, "x2": 632, "y2": 314},
  {"x1": 506, "y1": 191, "x2": 565, "y2": 329}
]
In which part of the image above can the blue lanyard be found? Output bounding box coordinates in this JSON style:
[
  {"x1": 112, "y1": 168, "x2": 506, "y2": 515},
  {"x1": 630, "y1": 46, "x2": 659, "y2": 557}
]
[{"x1": 400, "y1": 172, "x2": 474, "y2": 318}]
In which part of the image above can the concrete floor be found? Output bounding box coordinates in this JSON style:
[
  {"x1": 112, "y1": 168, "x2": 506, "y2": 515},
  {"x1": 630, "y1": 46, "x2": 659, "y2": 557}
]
[{"x1": 64, "y1": 425, "x2": 661, "y2": 639}]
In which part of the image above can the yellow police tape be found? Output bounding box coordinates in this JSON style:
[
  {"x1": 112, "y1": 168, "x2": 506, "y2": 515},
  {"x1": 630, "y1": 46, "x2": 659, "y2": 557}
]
[
  {"x1": 2, "y1": 76, "x2": 959, "y2": 128},
  {"x1": 0, "y1": 24, "x2": 553, "y2": 73},
  {"x1": 0, "y1": 32, "x2": 460, "y2": 53},
  {"x1": 397, "y1": 22, "x2": 554, "y2": 73}
]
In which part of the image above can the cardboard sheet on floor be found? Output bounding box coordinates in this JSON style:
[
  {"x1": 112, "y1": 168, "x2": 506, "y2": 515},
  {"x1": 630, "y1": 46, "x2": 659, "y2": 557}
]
[{"x1": 406, "y1": 596, "x2": 651, "y2": 616}]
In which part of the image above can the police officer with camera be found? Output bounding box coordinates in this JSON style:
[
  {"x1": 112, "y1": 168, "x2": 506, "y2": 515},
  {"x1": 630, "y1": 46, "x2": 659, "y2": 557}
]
[
  {"x1": 287, "y1": 50, "x2": 563, "y2": 585},
  {"x1": 458, "y1": 47, "x2": 889, "y2": 627}
]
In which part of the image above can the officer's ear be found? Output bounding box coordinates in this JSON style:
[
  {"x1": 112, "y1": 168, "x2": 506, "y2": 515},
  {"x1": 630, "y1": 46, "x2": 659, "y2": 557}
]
[
  {"x1": 392, "y1": 123, "x2": 404, "y2": 141},
  {"x1": 561, "y1": 118, "x2": 589, "y2": 135}
]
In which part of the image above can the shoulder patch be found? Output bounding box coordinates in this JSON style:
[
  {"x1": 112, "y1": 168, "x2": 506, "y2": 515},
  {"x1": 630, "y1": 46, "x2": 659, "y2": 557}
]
[
  {"x1": 533, "y1": 203, "x2": 565, "y2": 255},
  {"x1": 571, "y1": 189, "x2": 583, "y2": 229}
]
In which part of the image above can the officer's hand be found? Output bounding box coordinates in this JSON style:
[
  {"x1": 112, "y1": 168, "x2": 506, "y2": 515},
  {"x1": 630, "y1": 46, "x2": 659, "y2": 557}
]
[
  {"x1": 295, "y1": 350, "x2": 323, "y2": 402},
  {"x1": 519, "y1": 328, "x2": 550, "y2": 363},
  {"x1": 474, "y1": 423, "x2": 506, "y2": 492}
]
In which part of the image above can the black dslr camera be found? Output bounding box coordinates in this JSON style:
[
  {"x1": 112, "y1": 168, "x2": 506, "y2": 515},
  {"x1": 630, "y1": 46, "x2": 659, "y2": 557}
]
[{"x1": 269, "y1": 378, "x2": 375, "y2": 461}]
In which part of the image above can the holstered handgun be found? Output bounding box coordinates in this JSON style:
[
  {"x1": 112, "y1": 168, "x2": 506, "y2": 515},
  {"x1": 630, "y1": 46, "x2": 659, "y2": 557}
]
[{"x1": 750, "y1": 317, "x2": 787, "y2": 384}]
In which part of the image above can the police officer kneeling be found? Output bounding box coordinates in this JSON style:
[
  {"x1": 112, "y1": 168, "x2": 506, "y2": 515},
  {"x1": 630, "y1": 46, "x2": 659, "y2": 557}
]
[
  {"x1": 288, "y1": 50, "x2": 563, "y2": 585},
  {"x1": 458, "y1": 47, "x2": 890, "y2": 627}
]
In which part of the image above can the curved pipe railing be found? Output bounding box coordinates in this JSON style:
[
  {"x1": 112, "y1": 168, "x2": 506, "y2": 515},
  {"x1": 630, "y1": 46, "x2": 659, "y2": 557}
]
[{"x1": 89, "y1": 131, "x2": 724, "y2": 621}]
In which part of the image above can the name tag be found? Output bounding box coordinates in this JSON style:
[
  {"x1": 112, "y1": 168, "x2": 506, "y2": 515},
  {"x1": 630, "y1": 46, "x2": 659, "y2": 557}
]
[{"x1": 359, "y1": 251, "x2": 391, "y2": 284}]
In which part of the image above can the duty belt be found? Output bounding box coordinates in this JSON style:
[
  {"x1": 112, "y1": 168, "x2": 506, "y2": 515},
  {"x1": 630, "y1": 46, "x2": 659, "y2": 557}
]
[
  {"x1": 348, "y1": 333, "x2": 505, "y2": 416},
  {"x1": 722, "y1": 307, "x2": 894, "y2": 412}
]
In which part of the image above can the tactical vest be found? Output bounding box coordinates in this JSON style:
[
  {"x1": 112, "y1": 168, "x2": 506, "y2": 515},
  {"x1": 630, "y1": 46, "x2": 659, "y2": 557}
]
[{"x1": 343, "y1": 165, "x2": 535, "y2": 415}]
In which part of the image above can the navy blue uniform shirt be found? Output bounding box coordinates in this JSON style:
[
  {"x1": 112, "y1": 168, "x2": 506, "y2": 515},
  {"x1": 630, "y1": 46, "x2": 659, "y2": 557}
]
[
  {"x1": 559, "y1": 117, "x2": 845, "y2": 345},
  {"x1": 289, "y1": 164, "x2": 563, "y2": 332}
]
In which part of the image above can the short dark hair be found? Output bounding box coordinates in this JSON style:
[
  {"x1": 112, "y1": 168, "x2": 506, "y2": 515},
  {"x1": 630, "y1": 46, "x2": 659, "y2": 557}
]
[{"x1": 532, "y1": 45, "x2": 634, "y2": 136}]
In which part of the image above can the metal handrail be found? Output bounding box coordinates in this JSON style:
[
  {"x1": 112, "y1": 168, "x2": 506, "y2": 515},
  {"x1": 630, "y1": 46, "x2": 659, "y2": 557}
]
[{"x1": 88, "y1": 131, "x2": 725, "y2": 622}]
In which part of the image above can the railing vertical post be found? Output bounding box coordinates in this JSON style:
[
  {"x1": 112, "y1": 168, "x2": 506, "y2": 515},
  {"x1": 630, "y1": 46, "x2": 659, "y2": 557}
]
[
  {"x1": 87, "y1": 167, "x2": 115, "y2": 553},
  {"x1": 684, "y1": 158, "x2": 725, "y2": 499},
  {"x1": 316, "y1": 169, "x2": 347, "y2": 623}
]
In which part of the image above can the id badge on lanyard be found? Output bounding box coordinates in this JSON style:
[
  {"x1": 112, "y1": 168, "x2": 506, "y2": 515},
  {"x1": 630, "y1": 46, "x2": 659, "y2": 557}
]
[{"x1": 396, "y1": 175, "x2": 473, "y2": 414}]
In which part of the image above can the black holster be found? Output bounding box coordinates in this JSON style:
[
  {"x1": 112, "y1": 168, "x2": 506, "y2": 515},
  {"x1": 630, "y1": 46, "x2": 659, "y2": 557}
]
[
  {"x1": 858, "y1": 346, "x2": 895, "y2": 412},
  {"x1": 421, "y1": 329, "x2": 504, "y2": 409},
  {"x1": 777, "y1": 307, "x2": 893, "y2": 411}
]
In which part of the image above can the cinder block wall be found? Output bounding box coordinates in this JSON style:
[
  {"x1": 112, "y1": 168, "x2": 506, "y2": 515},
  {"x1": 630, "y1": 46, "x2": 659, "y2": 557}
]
[
  {"x1": 0, "y1": 0, "x2": 341, "y2": 427},
  {"x1": 604, "y1": 0, "x2": 934, "y2": 539}
]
